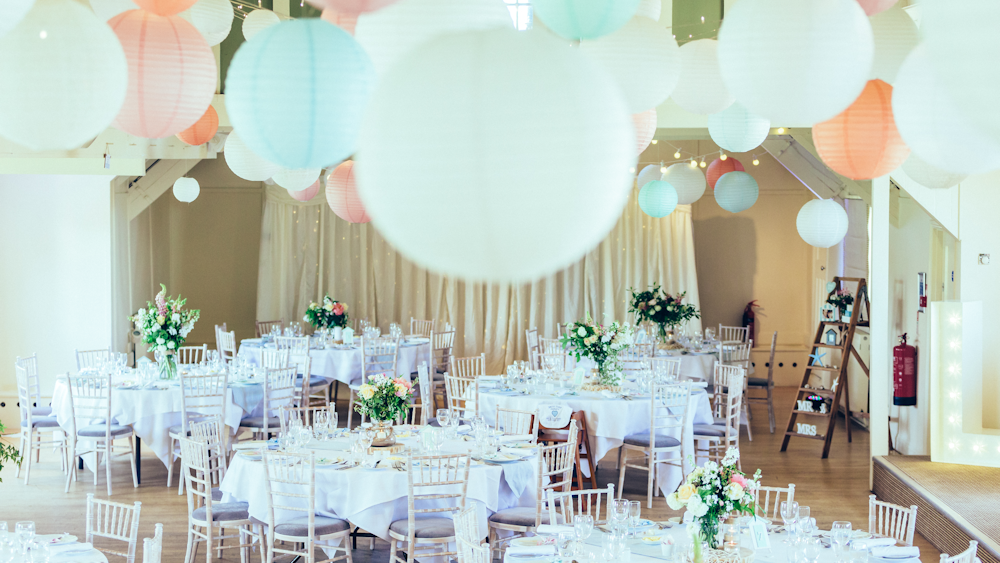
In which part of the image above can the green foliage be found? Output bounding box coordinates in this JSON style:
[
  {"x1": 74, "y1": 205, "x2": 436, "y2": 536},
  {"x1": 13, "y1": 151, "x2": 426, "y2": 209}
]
[{"x1": 0, "y1": 421, "x2": 22, "y2": 482}]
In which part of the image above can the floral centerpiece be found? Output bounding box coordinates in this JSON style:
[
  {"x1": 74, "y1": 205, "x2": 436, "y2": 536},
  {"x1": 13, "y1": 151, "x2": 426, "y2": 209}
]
[
  {"x1": 354, "y1": 373, "x2": 414, "y2": 446},
  {"x1": 667, "y1": 448, "x2": 761, "y2": 550},
  {"x1": 129, "y1": 284, "x2": 200, "y2": 380},
  {"x1": 629, "y1": 283, "x2": 701, "y2": 343},
  {"x1": 304, "y1": 295, "x2": 349, "y2": 337},
  {"x1": 827, "y1": 288, "x2": 854, "y2": 317},
  {"x1": 559, "y1": 314, "x2": 633, "y2": 386}
]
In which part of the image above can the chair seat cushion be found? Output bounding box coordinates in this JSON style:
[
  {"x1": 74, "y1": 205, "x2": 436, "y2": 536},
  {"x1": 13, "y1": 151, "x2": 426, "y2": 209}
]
[
  {"x1": 78, "y1": 423, "x2": 132, "y2": 437},
  {"x1": 212, "y1": 487, "x2": 223, "y2": 502},
  {"x1": 23, "y1": 416, "x2": 61, "y2": 429},
  {"x1": 239, "y1": 416, "x2": 280, "y2": 429},
  {"x1": 427, "y1": 418, "x2": 469, "y2": 428},
  {"x1": 32, "y1": 406, "x2": 52, "y2": 417},
  {"x1": 488, "y1": 507, "x2": 564, "y2": 528},
  {"x1": 275, "y1": 516, "x2": 350, "y2": 537},
  {"x1": 747, "y1": 377, "x2": 773, "y2": 388},
  {"x1": 692, "y1": 424, "x2": 727, "y2": 437},
  {"x1": 623, "y1": 433, "x2": 681, "y2": 448},
  {"x1": 167, "y1": 425, "x2": 191, "y2": 438},
  {"x1": 389, "y1": 517, "x2": 455, "y2": 539},
  {"x1": 297, "y1": 375, "x2": 328, "y2": 387},
  {"x1": 192, "y1": 502, "x2": 250, "y2": 523}
]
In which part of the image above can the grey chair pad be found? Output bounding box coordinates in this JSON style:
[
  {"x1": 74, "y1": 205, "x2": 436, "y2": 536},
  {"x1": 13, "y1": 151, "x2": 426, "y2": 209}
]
[
  {"x1": 32, "y1": 406, "x2": 53, "y2": 417},
  {"x1": 623, "y1": 433, "x2": 681, "y2": 448},
  {"x1": 389, "y1": 517, "x2": 455, "y2": 539},
  {"x1": 692, "y1": 424, "x2": 727, "y2": 437},
  {"x1": 23, "y1": 416, "x2": 61, "y2": 429},
  {"x1": 488, "y1": 507, "x2": 564, "y2": 528},
  {"x1": 192, "y1": 502, "x2": 250, "y2": 523},
  {"x1": 239, "y1": 416, "x2": 280, "y2": 429},
  {"x1": 78, "y1": 424, "x2": 132, "y2": 437},
  {"x1": 275, "y1": 516, "x2": 350, "y2": 537}
]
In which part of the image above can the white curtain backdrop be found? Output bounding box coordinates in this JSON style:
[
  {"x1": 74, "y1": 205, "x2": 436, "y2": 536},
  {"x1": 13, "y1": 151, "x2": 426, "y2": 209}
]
[{"x1": 257, "y1": 185, "x2": 701, "y2": 373}]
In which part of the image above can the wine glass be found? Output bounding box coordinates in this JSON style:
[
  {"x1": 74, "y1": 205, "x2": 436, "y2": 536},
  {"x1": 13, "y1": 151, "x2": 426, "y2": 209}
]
[
  {"x1": 796, "y1": 506, "x2": 811, "y2": 539},
  {"x1": 15, "y1": 522, "x2": 34, "y2": 556},
  {"x1": 780, "y1": 500, "x2": 799, "y2": 544},
  {"x1": 573, "y1": 514, "x2": 594, "y2": 551},
  {"x1": 436, "y1": 409, "x2": 451, "y2": 428},
  {"x1": 831, "y1": 521, "x2": 852, "y2": 558},
  {"x1": 628, "y1": 500, "x2": 642, "y2": 537}
]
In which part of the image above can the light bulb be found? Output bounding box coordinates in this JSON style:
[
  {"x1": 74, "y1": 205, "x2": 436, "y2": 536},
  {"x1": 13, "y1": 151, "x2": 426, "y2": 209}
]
[
  {"x1": 777, "y1": 127, "x2": 786, "y2": 134},
  {"x1": 752, "y1": 158, "x2": 760, "y2": 166},
  {"x1": 630, "y1": 167, "x2": 636, "y2": 173},
  {"x1": 660, "y1": 166, "x2": 667, "y2": 173},
  {"x1": 690, "y1": 159, "x2": 697, "y2": 167},
  {"x1": 651, "y1": 139, "x2": 658, "y2": 145},
  {"x1": 674, "y1": 151, "x2": 681, "y2": 159},
  {"x1": 720, "y1": 153, "x2": 727, "y2": 161},
  {"x1": 699, "y1": 160, "x2": 707, "y2": 168}
]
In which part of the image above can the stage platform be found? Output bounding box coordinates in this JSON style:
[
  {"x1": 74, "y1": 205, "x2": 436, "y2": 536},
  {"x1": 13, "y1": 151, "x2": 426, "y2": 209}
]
[{"x1": 873, "y1": 456, "x2": 1000, "y2": 563}]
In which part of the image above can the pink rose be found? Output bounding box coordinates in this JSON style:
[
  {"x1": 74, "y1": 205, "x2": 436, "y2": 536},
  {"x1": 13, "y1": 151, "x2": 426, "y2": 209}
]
[
  {"x1": 332, "y1": 304, "x2": 344, "y2": 315},
  {"x1": 730, "y1": 473, "x2": 748, "y2": 488}
]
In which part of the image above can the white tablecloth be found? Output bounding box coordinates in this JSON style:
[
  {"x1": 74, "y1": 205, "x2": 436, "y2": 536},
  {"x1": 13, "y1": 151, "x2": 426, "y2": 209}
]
[
  {"x1": 477, "y1": 386, "x2": 713, "y2": 496},
  {"x1": 576, "y1": 352, "x2": 718, "y2": 382},
  {"x1": 238, "y1": 340, "x2": 431, "y2": 386}
]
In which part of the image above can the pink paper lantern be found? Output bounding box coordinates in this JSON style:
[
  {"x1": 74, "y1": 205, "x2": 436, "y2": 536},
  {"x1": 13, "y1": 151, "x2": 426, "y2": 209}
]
[
  {"x1": 307, "y1": 0, "x2": 397, "y2": 14},
  {"x1": 321, "y1": 7, "x2": 357, "y2": 35},
  {"x1": 326, "y1": 160, "x2": 370, "y2": 223},
  {"x1": 289, "y1": 179, "x2": 322, "y2": 202},
  {"x1": 134, "y1": 0, "x2": 196, "y2": 16},
  {"x1": 109, "y1": 10, "x2": 216, "y2": 139},
  {"x1": 857, "y1": 0, "x2": 897, "y2": 16},
  {"x1": 631, "y1": 109, "x2": 657, "y2": 155}
]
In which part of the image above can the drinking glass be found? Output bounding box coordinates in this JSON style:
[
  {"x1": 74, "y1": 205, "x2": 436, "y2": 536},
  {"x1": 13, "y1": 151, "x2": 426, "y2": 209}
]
[
  {"x1": 780, "y1": 501, "x2": 799, "y2": 544},
  {"x1": 436, "y1": 409, "x2": 451, "y2": 428},
  {"x1": 628, "y1": 501, "x2": 641, "y2": 537},
  {"x1": 796, "y1": 506, "x2": 811, "y2": 538},
  {"x1": 556, "y1": 532, "x2": 574, "y2": 561},
  {"x1": 831, "y1": 521, "x2": 852, "y2": 558},
  {"x1": 447, "y1": 412, "x2": 461, "y2": 439},
  {"x1": 15, "y1": 522, "x2": 34, "y2": 555},
  {"x1": 330, "y1": 412, "x2": 339, "y2": 432},
  {"x1": 29, "y1": 541, "x2": 49, "y2": 563},
  {"x1": 573, "y1": 514, "x2": 594, "y2": 549}
]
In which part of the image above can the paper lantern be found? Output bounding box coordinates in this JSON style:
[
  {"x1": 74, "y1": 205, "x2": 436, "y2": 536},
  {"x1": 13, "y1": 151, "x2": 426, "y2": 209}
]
[
  {"x1": 224, "y1": 132, "x2": 283, "y2": 181},
  {"x1": 892, "y1": 45, "x2": 1000, "y2": 175},
  {"x1": 0, "y1": 0, "x2": 127, "y2": 150},
  {"x1": 706, "y1": 157, "x2": 744, "y2": 190},
  {"x1": 110, "y1": 11, "x2": 215, "y2": 139},
  {"x1": 322, "y1": 7, "x2": 357, "y2": 34},
  {"x1": 326, "y1": 160, "x2": 370, "y2": 223},
  {"x1": 226, "y1": 19, "x2": 376, "y2": 169},
  {"x1": 173, "y1": 177, "x2": 200, "y2": 202},
  {"x1": 718, "y1": 0, "x2": 874, "y2": 125},
  {"x1": 662, "y1": 163, "x2": 706, "y2": 205},
  {"x1": 708, "y1": 103, "x2": 770, "y2": 153},
  {"x1": 635, "y1": 0, "x2": 660, "y2": 21},
  {"x1": 636, "y1": 164, "x2": 662, "y2": 189},
  {"x1": 179, "y1": 0, "x2": 232, "y2": 46},
  {"x1": 242, "y1": 8, "x2": 279, "y2": 40},
  {"x1": 813, "y1": 79, "x2": 909, "y2": 180},
  {"x1": 868, "y1": 5, "x2": 917, "y2": 84},
  {"x1": 532, "y1": 0, "x2": 641, "y2": 40},
  {"x1": 632, "y1": 109, "x2": 657, "y2": 155},
  {"x1": 355, "y1": 0, "x2": 512, "y2": 76},
  {"x1": 176, "y1": 105, "x2": 218, "y2": 145},
  {"x1": 89, "y1": 0, "x2": 138, "y2": 21},
  {"x1": 579, "y1": 17, "x2": 680, "y2": 113},
  {"x1": 289, "y1": 179, "x2": 321, "y2": 202},
  {"x1": 714, "y1": 171, "x2": 758, "y2": 213},
  {"x1": 273, "y1": 168, "x2": 321, "y2": 192},
  {"x1": 671, "y1": 39, "x2": 734, "y2": 115},
  {"x1": 1, "y1": 0, "x2": 34, "y2": 37},
  {"x1": 900, "y1": 153, "x2": 967, "y2": 191},
  {"x1": 308, "y1": 0, "x2": 397, "y2": 12},
  {"x1": 638, "y1": 180, "x2": 678, "y2": 218},
  {"x1": 134, "y1": 0, "x2": 194, "y2": 16},
  {"x1": 356, "y1": 28, "x2": 634, "y2": 282},
  {"x1": 857, "y1": 0, "x2": 897, "y2": 16},
  {"x1": 796, "y1": 199, "x2": 849, "y2": 248}
]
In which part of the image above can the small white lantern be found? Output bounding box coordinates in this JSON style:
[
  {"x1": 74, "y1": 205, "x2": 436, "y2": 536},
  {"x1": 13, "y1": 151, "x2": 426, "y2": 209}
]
[
  {"x1": 180, "y1": 0, "x2": 233, "y2": 46},
  {"x1": 901, "y1": 153, "x2": 966, "y2": 191},
  {"x1": 868, "y1": 5, "x2": 918, "y2": 84},
  {"x1": 636, "y1": 164, "x2": 662, "y2": 189},
  {"x1": 671, "y1": 39, "x2": 734, "y2": 115},
  {"x1": 224, "y1": 132, "x2": 283, "y2": 181},
  {"x1": 714, "y1": 171, "x2": 758, "y2": 213},
  {"x1": 242, "y1": 8, "x2": 279, "y2": 41},
  {"x1": 708, "y1": 102, "x2": 771, "y2": 153},
  {"x1": 662, "y1": 162, "x2": 706, "y2": 205},
  {"x1": 272, "y1": 168, "x2": 322, "y2": 191},
  {"x1": 796, "y1": 198, "x2": 849, "y2": 248},
  {"x1": 173, "y1": 177, "x2": 200, "y2": 202}
]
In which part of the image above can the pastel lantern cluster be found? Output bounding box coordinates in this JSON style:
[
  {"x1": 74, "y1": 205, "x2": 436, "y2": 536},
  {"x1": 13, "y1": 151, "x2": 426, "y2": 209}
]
[
  {"x1": 662, "y1": 163, "x2": 706, "y2": 205},
  {"x1": 631, "y1": 109, "x2": 657, "y2": 155},
  {"x1": 224, "y1": 132, "x2": 282, "y2": 182},
  {"x1": 532, "y1": 0, "x2": 641, "y2": 41},
  {"x1": 176, "y1": 105, "x2": 218, "y2": 146},
  {"x1": 708, "y1": 102, "x2": 770, "y2": 153}
]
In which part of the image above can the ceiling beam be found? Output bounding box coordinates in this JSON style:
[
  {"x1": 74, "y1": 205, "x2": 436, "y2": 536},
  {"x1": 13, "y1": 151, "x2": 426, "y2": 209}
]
[
  {"x1": 127, "y1": 158, "x2": 201, "y2": 220},
  {"x1": 761, "y1": 132, "x2": 873, "y2": 205}
]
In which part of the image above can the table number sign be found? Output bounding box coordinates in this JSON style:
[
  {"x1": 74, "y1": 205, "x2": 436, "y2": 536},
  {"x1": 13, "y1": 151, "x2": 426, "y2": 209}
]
[
  {"x1": 342, "y1": 327, "x2": 355, "y2": 345},
  {"x1": 749, "y1": 519, "x2": 771, "y2": 550}
]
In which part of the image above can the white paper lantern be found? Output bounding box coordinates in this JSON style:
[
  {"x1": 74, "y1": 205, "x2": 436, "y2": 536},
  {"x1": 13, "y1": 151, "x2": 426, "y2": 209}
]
[
  {"x1": 0, "y1": 0, "x2": 127, "y2": 150},
  {"x1": 717, "y1": 0, "x2": 874, "y2": 125},
  {"x1": 708, "y1": 102, "x2": 771, "y2": 153},
  {"x1": 88, "y1": 0, "x2": 137, "y2": 21},
  {"x1": 714, "y1": 171, "x2": 758, "y2": 213},
  {"x1": 272, "y1": 168, "x2": 321, "y2": 191},
  {"x1": 670, "y1": 39, "x2": 734, "y2": 115},
  {"x1": 662, "y1": 163, "x2": 706, "y2": 205},
  {"x1": 868, "y1": 5, "x2": 917, "y2": 84},
  {"x1": 355, "y1": 0, "x2": 512, "y2": 76},
  {"x1": 636, "y1": 164, "x2": 662, "y2": 189},
  {"x1": 579, "y1": 17, "x2": 680, "y2": 113},
  {"x1": 796, "y1": 198, "x2": 848, "y2": 248},
  {"x1": 179, "y1": 0, "x2": 232, "y2": 46},
  {"x1": 634, "y1": 0, "x2": 660, "y2": 21},
  {"x1": 892, "y1": 45, "x2": 1000, "y2": 175},
  {"x1": 357, "y1": 28, "x2": 634, "y2": 282},
  {"x1": 242, "y1": 8, "x2": 278, "y2": 41},
  {"x1": 632, "y1": 109, "x2": 656, "y2": 155},
  {"x1": 900, "y1": 153, "x2": 967, "y2": 191},
  {"x1": 173, "y1": 177, "x2": 200, "y2": 202},
  {"x1": 1, "y1": 0, "x2": 33, "y2": 37},
  {"x1": 224, "y1": 132, "x2": 283, "y2": 181}
]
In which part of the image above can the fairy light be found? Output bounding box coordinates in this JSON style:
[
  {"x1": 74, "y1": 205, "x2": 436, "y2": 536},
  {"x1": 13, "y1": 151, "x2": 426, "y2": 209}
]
[
  {"x1": 674, "y1": 151, "x2": 681, "y2": 159},
  {"x1": 699, "y1": 159, "x2": 707, "y2": 168},
  {"x1": 651, "y1": 139, "x2": 658, "y2": 145},
  {"x1": 752, "y1": 158, "x2": 760, "y2": 166},
  {"x1": 776, "y1": 127, "x2": 786, "y2": 134},
  {"x1": 690, "y1": 159, "x2": 698, "y2": 167},
  {"x1": 660, "y1": 161, "x2": 667, "y2": 173},
  {"x1": 719, "y1": 152, "x2": 727, "y2": 161}
]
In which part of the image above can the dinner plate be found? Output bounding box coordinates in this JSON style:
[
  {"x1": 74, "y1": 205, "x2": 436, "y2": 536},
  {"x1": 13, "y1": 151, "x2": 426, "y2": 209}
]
[
  {"x1": 404, "y1": 337, "x2": 431, "y2": 345},
  {"x1": 634, "y1": 518, "x2": 656, "y2": 529},
  {"x1": 237, "y1": 450, "x2": 262, "y2": 461},
  {"x1": 316, "y1": 457, "x2": 345, "y2": 466},
  {"x1": 37, "y1": 534, "x2": 78, "y2": 545},
  {"x1": 510, "y1": 537, "x2": 554, "y2": 548}
]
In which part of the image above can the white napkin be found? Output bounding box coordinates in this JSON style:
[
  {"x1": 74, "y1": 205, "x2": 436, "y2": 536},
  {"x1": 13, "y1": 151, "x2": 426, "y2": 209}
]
[
  {"x1": 49, "y1": 542, "x2": 95, "y2": 556},
  {"x1": 506, "y1": 545, "x2": 556, "y2": 556},
  {"x1": 853, "y1": 538, "x2": 898, "y2": 549},
  {"x1": 872, "y1": 546, "x2": 920, "y2": 559},
  {"x1": 536, "y1": 525, "x2": 574, "y2": 535},
  {"x1": 600, "y1": 390, "x2": 619, "y2": 399}
]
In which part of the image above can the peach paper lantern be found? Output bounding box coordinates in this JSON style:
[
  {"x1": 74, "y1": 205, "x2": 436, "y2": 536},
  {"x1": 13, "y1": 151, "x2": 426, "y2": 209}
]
[
  {"x1": 321, "y1": 7, "x2": 358, "y2": 34},
  {"x1": 134, "y1": 0, "x2": 196, "y2": 16},
  {"x1": 176, "y1": 105, "x2": 218, "y2": 145},
  {"x1": 110, "y1": 10, "x2": 216, "y2": 139},
  {"x1": 632, "y1": 109, "x2": 657, "y2": 155},
  {"x1": 308, "y1": 0, "x2": 397, "y2": 13},
  {"x1": 856, "y1": 0, "x2": 896, "y2": 16},
  {"x1": 325, "y1": 160, "x2": 370, "y2": 223},
  {"x1": 706, "y1": 157, "x2": 744, "y2": 190},
  {"x1": 813, "y1": 78, "x2": 910, "y2": 180},
  {"x1": 289, "y1": 179, "x2": 321, "y2": 202}
]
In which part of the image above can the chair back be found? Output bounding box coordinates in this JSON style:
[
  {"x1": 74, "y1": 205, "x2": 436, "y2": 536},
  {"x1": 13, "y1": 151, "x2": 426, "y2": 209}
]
[
  {"x1": 280, "y1": 404, "x2": 336, "y2": 433},
  {"x1": 547, "y1": 483, "x2": 615, "y2": 526},
  {"x1": 455, "y1": 505, "x2": 490, "y2": 563},
  {"x1": 178, "y1": 371, "x2": 228, "y2": 437},
  {"x1": 556, "y1": 323, "x2": 568, "y2": 339},
  {"x1": 621, "y1": 343, "x2": 653, "y2": 376},
  {"x1": 275, "y1": 336, "x2": 311, "y2": 372},
  {"x1": 941, "y1": 542, "x2": 979, "y2": 563},
  {"x1": 261, "y1": 348, "x2": 290, "y2": 369},
  {"x1": 539, "y1": 338, "x2": 564, "y2": 354},
  {"x1": 532, "y1": 350, "x2": 568, "y2": 372},
  {"x1": 410, "y1": 318, "x2": 435, "y2": 337},
  {"x1": 14, "y1": 363, "x2": 33, "y2": 427},
  {"x1": 525, "y1": 327, "x2": 540, "y2": 369},
  {"x1": 15, "y1": 354, "x2": 42, "y2": 408},
  {"x1": 175, "y1": 345, "x2": 207, "y2": 365},
  {"x1": 141, "y1": 523, "x2": 163, "y2": 563},
  {"x1": 217, "y1": 330, "x2": 237, "y2": 365},
  {"x1": 189, "y1": 416, "x2": 228, "y2": 485},
  {"x1": 361, "y1": 335, "x2": 401, "y2": 381},
  {"x1": 445, "y1": 373, "x2": 479, "y2": 418},
  {"x1": 66, "y1": 373, "x2": 112, "y2": 438},
  {"x1": 496, "y1": 407, "x2": 538, "y2": 443},
  {"x1": 262, "y1": 451, "x2": 318, "y2": 541},
  {"x1": 178, "y1": 436, "x2": 225, "y2": 524},
  {"x1": 754, "y1": 484, "x2": 795, "y2": 522},
  {"x1": 85, "y1": 493, "x2": 142, "y2": 563},
  {"x1": 529, "y1": 421, "x2": 578, "y2": 527},
  {"x1": 414, "y1": 361, "x2": 432, "y2": 425},
  {"x1": 720, "y1": 372, "x2": 745, "y2": 446},
  {"x1": 712, "y1": 364, "x2": 747, "y2": 416},
  {"x1": 869, "y1": 494, "x2": 918, "y2": 546},
  {"x1": 452, "y1": 353, "x2": 486, "y2": 378},
  {"x1": 431, "y1": 329, "x2": 456, "y2": 375},
  {"x1": 403, "y1": 452, "x2": 471, "y2": 543},
  {"x1": 648, "y1": 357, "x2": 683, "y2": 380},
  {"x1": 256, "y1": 320, "x2": 283, "y2": 338},
  {"x1": 261, "y1": 367, "x2": 297, "y2": 434},
  {"x1": 650, "y1": 382, "x2": 691, "y2": 445},
  {"x1": 76, "y1": 347, "x2": 112, "y2": 371},
  {"x1": 720, "y1": 340, "x2": 753, "y2": 371},
  {"x1": 214, "y1": 323, "x2": 227, "y2": 354},
  {"x1": 718, "y1": 324, "x2": 749, "y2": 343}
]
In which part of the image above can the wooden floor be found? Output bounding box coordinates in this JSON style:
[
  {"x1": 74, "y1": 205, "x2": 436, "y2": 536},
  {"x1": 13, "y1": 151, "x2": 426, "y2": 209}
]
[{"x1": 0, "y1": 386, "x2": 939, "y2": 562}]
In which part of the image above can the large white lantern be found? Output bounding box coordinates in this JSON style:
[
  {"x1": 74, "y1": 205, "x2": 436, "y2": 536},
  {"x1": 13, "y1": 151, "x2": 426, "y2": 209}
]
[
  {"x1": 662, "y1": 163, "x2": 706, "y2": 205},
  {"x1": 179, "y1": 0, "x2": 232, "y2": 46},
  {"x1": 868, "y1": 5, "x2": 917, "y2": 84},
  {"x1": 671, "y1": 39, "x2": 734, "y2": 115},
  {"x1": 717, "y1": 0, "x2": 874, "y2": 125},
  {"x1": 579, "y1": 17, "x2": 680, "y2": 113},
  {"x1": 1, "y1": 0, "x2": 33, "y2": 37},
  {"x1": 0, "y1": 0, "x2": 127, "y2": 150},
  {"x1": 714, "y1": 171, "x2": 758, "y2": 213},
  {"x1": 224, "y1": 132, "x2": 283, "y2": 181},
  {"x1": 532, "y1": 0, "x2": 640, "y2": 41},
  {"x1": 636, "y1": 164, "x2": 662, "y2": 189},
  {"x1": 635, "y1": 0, "x2": 660, "y2": 21},
  {"x1": 632, "y1": 109, "x2": 656, "y2": 155},
  {"x1": 88, "y1": 0, "x2": 138, "y2": 21},
  {"x1": 242, "y1": 8, "x2": 278, "y2": 41},
  {"x1": 796, "y1": 199, "x2": 848, "y2": 248},
  {"x1": 173, "y1": 177, "x2": 201, "y2": 202},
  {"x1": 355, "y1": 0, "x2": 512, "y2": 76},
  {"x1": 892, "y1": 46, "x2": 1000, "y2": 175},
  {"x1": 272, "y1": 168, "x2": 321, "y2": 191},
  {"x1": 708, "y1": 102, "x2": 770, "y2": 153},
  {"x1": 900, "y1": 153, "x2": 966, "y2": 191},
  {"x1": 357, "y1": 28, "x2": 634, "y2": 282}
]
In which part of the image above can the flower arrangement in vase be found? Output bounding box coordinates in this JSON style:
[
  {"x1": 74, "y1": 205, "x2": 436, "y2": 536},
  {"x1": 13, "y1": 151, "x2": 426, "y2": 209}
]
[
  {"x1": 354, "y1": 373, "x2": 414, "y2": 446},
  {"x1": 628, "y1": 283, "x2": 700, "y2": 343},
  {"x1": 304, "y1": 295, "x2": 349, "y2": 338},
  {"x1": 130, "y1": 284, "x2": 200, "y2": 380},
  {"x1": 667, "y1": 447, "x2": 761, "y2": 550},
  {"x1": 827, "y1": 288, "x2": 854, "y2": 319},
  {"x1": 559, "y1": 314, "x2": 633, "y2": 386}
]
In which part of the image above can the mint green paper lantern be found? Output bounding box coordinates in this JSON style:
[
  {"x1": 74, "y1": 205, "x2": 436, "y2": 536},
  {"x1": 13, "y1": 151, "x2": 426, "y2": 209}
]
[
  {"x1": 225, "y1": 19, "x2": 376, "y2": 169},
  {"x1": 533, "y1": 0, "x2": 642, "y2": 40},
  {"x1": 714, "y1": 171, "x2": 758, "y2": 213},
  {"x1": 638, "y1": 180, "x2": 678, "y2": 218}
]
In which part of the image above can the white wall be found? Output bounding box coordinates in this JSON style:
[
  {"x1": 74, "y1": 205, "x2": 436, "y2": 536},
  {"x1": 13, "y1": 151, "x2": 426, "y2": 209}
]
[{"x1": 0, "y1": 175, "x2": 113, "y2": 409}]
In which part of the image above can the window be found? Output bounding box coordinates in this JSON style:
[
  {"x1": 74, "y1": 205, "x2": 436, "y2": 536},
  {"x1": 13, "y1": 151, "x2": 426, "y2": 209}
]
[{"x1": 504, "y1": 0, "x2": 532, "y2": 30}]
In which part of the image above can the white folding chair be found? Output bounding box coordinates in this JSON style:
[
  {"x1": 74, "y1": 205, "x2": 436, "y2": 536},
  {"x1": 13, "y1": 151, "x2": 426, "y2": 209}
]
[
  {"x1": 166, "y1": 370, "x2": 228, "y2": 493},
  {"x1": 15, "y1": 361, "x2": 68, "y2": 485},
  {"x1": 64, "y1": 373, "x2": 138, "y2": 496},
  {"x1": 76, "y1": 347, "x2": 113, "y2": 371},
  {"x1": 86, "y1": 493, "x2": 142, "y2": 563},
  {"x1": 869, "y1": 494, "x2": 918, "y2": 546},
  {"x1": 388, "y1": 452, "x2": 471, "y2": 563},
  {"x1": 348, "y1": 336, "x2": 400, "y2": 428}
]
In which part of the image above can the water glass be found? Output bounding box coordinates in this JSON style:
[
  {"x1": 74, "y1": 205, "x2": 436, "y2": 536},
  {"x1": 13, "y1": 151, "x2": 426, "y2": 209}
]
[
  {"x1": 29, "y1": 540, "x2": 49, "y2": 563},
  {"x1": 437, "y1": 409, "x2": 451, "y2": 428},
  {"x1": 556, "y1": 533, "x2": 574, "y2": 561},
  {"x1": 573, "y1": 514, "x2": 594, "y2": 548},
  {"x1": 628, "y1": 501, "x2": 641, "y2": 537},
  {"x1": 796, "y1": 506, "x2": 811, "y2": 539},
  {"x1": 15, "y1": 522, "x2": 34, "y2": 555},
  {"x1": 831, "y1": 521, "x2": 852, "y2": 557}
]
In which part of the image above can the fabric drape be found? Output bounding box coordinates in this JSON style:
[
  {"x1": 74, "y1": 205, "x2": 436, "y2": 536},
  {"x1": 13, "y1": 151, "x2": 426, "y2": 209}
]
[{"x1": 257, "y1": 185, "x2": 701, "y2": 373}]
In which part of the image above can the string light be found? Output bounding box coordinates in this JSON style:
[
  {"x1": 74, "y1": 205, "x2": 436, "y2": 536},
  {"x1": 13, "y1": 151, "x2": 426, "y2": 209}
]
[
  {"x1": 699, "y1": 159, "x2": 707, "y2": 168},
  {"x1": 720, "y1": 152, "x2": 727, "y2": 161},
  {"x1": 674, "y1": 151, "x2": 681, "y2": 159},
  {"x1": 659, "y1": 161, "x2": 667, "y2": 173},
  {"x1": 776, "y1": 127, "x2": 786, "y2": 134},
  {"x1": 651, "y1": 139, "x2": 658, "y2": 145},
  {"x1": 690, "y1": 158, "x2": 698, "y2": 167},
  {"x1": 753, "y1": 158, "x2": 760, "y2": 166}
]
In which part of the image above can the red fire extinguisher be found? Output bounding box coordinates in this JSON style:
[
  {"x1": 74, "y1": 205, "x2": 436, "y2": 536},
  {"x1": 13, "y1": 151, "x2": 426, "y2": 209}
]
[{"x1": 893, "y1": 333, "x2": 917, "y2": 406}]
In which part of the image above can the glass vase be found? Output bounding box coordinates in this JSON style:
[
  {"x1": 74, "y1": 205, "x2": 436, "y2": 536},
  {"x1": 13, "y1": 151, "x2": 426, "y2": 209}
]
[
  {"x1": 158, "y1": 353, "x2": 177, "y2": 381},
  {"x1": 366, "y1": 420, "x2": 396, "y2": 447}
]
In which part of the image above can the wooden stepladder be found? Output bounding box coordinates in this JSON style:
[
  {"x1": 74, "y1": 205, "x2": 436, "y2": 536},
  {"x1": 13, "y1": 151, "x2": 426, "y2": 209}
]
[{"x1": 781, "y1": 277, "x2": 870, "y2": 458}]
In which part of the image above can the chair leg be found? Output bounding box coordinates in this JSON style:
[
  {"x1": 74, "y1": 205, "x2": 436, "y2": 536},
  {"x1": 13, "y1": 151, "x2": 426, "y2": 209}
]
[
  {"x1": 105, "y1": 442, "x2": 113, "y2": 496},
  {"x1": 127, "y1": 437, "x2": 138, "y2": 488},
  {"x1": 646, "y1": 450, "x2": 655, "y2": 509},
  {"x1": 744, "y1": 404, "x2": 753, "y2": 442},
  {"x1": 167, "y1": 436, "x2": 175, "y2": 488},
  {"x1": 767, "y1": 388, "x2": 776, "y2": 434},
  {"x1": 388, "y1": 538, "x2": 398, "y2": 563},
  {"x1": 348, "y1": 392, "x2": 355, "y2": 429},
  {"x1": 617, "y1": 449, "x2": 628, "y2": 499},
  {"x1": 185, "y1": 526, "x2": 196, "y2": 563},
  {"x1": 23, "y1": 430, "x2": 34, "y2": 485}
]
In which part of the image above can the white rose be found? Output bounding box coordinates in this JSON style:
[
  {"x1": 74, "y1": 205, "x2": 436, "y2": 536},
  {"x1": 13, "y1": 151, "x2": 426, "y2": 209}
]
[
  {"x1": 654, "y1": 305, "x2": 661, "y2": 311},
  {"x1": 168, "y1": 327, "x2": 177, "y2": 336},
  {"x1": 725, "y1": 482, "x2": 744, "y2": 500},
  {"x1": 171, "y1": 313, "x2": 180, "y2": 322},
  {"x1": 156, "y1": 337, "x2": 165, "y2": 345},
  {"x1": 167, "y1": 341, "x2": 176, "y2": 349},
  {"x1": 303, "y1": 315, "x2": 309, "y2": 322},
  {"x1": 577, "y1": 327, "x2": 587, "y2": 337}
]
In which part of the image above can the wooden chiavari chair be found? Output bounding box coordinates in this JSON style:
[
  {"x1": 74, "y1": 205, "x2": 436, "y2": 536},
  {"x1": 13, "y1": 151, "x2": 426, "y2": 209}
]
[
  {"x1": 65, "y1": 373, "x2": 138, "y2": 496},
  {"x1": 409, "y1": 317, "x2": 435, "y2": 337},
  {"x1": 495, "y1": 407, "x2": 538, "y2": 443},
  {"x1": 388, "y1": 452, "x2": 471, "y2": 563},
  {"x1": 256, "y1": 319, "x2": 283, "y2": 338},
  {"x1": 175, "y1": 344, "x2": 207, "y2": 365},
  {"x1": 452, "y1": 353, "x2": 486, "y2": 378},
  {"x1": 86, "y1": 494, "x2": 142, "y2": 563},
  {"x1": 167, "y1": 370, "x2": 228, "y2": 494},
  {"x1": 718, "y1": 324, "x2": 749, "y2": 343}
]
